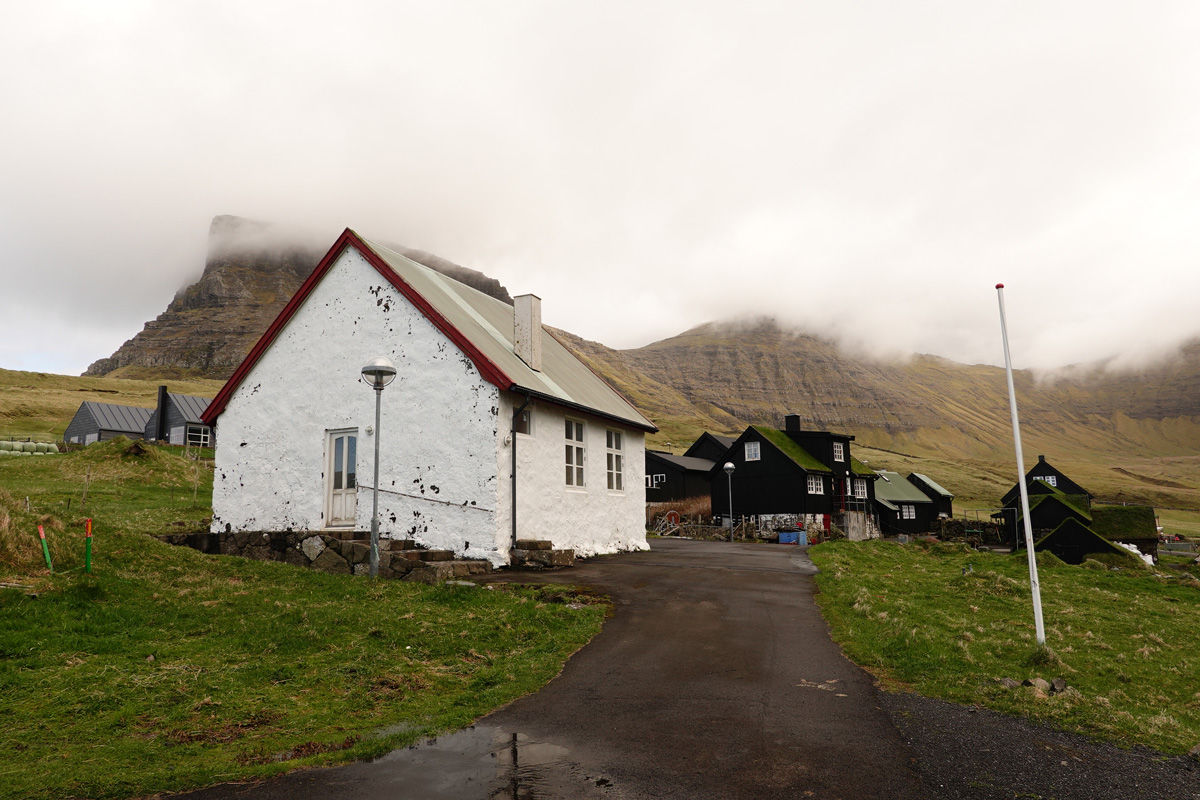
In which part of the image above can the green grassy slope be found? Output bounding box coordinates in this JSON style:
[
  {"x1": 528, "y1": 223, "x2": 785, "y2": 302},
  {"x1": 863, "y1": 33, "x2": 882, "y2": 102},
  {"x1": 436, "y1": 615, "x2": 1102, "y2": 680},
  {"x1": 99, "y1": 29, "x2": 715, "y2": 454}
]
[{"x1": 0, "y1": 368, "x2": 225, "y2": 441}]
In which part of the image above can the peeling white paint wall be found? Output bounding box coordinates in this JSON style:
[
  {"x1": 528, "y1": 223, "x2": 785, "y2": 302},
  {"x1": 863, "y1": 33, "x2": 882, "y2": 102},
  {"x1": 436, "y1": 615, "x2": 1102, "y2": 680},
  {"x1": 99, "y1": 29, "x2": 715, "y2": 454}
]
[
  {"x1": 211, "y1": 246, "x2": 649, "y2": 567},
  {"x1": 211, "y1": 248, "x2": 504, "y2": 561},
  {"x1": 497, "y1": 392, "x2": 649, "y2": 558}
]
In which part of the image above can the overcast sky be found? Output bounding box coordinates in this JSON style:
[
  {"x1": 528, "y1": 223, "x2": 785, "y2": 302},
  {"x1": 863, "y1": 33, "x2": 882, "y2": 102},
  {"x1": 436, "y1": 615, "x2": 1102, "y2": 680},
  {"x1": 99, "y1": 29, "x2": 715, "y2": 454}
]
[{"x1": 3, "y1": 1, "x2": 1199, "y2": 377}]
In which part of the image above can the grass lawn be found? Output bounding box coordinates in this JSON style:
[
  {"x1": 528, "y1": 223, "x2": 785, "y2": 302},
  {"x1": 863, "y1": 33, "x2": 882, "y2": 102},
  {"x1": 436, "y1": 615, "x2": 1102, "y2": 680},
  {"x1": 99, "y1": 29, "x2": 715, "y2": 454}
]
[
  {"x1": 0, "y1": 441, "x2": 605, "y2": 800},
  {"x1": 810, "y1": 539, "x2": 1200, "y2": 756}
]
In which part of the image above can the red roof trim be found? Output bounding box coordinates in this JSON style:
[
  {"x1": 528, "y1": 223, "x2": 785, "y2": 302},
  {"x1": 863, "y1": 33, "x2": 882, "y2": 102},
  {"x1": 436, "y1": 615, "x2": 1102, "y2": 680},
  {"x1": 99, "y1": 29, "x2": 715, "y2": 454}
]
[{"x1": 202, "y1": 229, "x2": 515, "y2": 425}]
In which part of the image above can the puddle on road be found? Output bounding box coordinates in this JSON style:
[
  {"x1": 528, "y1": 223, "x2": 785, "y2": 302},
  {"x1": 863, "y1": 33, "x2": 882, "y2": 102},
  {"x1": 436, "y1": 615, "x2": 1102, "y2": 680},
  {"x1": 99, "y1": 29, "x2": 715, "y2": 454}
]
[{"x1": 364, "y1": 725, "x2": 614, "y2": 799}]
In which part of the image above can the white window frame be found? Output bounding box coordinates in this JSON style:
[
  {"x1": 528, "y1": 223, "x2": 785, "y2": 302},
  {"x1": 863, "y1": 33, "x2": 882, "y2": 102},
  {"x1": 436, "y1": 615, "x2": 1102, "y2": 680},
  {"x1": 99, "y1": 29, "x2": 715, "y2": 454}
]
[
  {"x1": 565, "y1": 419, "x2": 585, "y2": 487},
  {"x1": 606, "y1": 429, "x2": 624, "y2": 492},
  {"x1": 1035, "y1": 475, "x2": 1057, "y2": 487},
  {"x1": 901, "y1": 504, "x2": 916, "y2": 520},
  {"x1": 853, "y1": 478, "x2": 867, "y2": 499},
  {"x1": 745, "y1": 441, "x2": 761, "y2": 461},
  {"x1": 807, "y1": 474, "x2": 823, "y2": 495},
  {"x1": 832, "y1": 442, "x2": 845, "y2": 462},
  {"x1": 186, "y1": 425, "x2": 210, "y2": 448},
  {"x1": 645, "y1": 473, "x2": 667, "y2": 489}
]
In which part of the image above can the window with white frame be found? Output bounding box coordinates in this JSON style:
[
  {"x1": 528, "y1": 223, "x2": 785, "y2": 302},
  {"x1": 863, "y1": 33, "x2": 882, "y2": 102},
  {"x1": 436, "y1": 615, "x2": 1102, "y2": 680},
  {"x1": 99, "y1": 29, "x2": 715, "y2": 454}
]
[
  {"x1": 645, "y1": 474, "x2": 666, "y2": 489},
  {"x1": 186, "y1": 425, "x2": 210, "y2": 447},
  {"x1": 901, "y1": 505, "x2": 916, "y2": 519},
  {"x1": 606, "y1": 429, "x2": 624, "y2": 491},
  {"x1": 832, "y1": 442, "x2": 845, "y2": 462},
  {"x1": 807, "y1": 474, "x2": 823, "y2": 494},
  {"x1": 565, "y1": 419, "x2": 585, "y2": 486},
  {"x1": 853, "y1": 478, "x2": 867, "y2": 499},
  {"x1": 1035, "y1": 475, "x2": 1057, "y2": 487},
  {"x1": 745, "y1": 441, "x2": 761, "y2": 461}
]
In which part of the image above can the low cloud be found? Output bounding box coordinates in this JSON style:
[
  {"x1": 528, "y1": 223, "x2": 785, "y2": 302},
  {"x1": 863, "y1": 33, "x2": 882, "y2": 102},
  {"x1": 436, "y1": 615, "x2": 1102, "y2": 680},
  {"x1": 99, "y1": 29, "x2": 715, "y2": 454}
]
[{"x1": 3, "y1": 1, "x2": 1200, "y2": 376}]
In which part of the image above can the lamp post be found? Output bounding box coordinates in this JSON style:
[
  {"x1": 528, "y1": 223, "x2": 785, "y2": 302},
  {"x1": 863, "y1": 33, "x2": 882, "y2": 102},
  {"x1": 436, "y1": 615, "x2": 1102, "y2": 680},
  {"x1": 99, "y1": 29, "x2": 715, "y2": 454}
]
[
  {"x1": 724, "y1": 461, "x2": 735, "y2": 542},
  {"x1": 361, "y1": 356, "x2": 397, "y2": 579}
]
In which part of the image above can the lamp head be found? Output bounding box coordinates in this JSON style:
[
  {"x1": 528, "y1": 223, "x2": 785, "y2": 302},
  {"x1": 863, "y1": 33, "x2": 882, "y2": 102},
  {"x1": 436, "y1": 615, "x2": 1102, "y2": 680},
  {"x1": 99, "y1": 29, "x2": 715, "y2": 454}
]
[
  {"x1": 723, "y1": 462, "x2": 735, "y2": 475},
  {"x1": 361, "y1": 356, "x2": 397, "y2": 389}
]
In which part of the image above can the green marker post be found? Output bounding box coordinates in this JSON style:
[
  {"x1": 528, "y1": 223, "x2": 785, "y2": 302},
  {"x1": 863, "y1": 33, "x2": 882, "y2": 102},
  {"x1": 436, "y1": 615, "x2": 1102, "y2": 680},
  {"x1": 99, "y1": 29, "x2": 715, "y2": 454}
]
[{"x1": 38, "y1": 525, "x2": 53, "y2": 573}]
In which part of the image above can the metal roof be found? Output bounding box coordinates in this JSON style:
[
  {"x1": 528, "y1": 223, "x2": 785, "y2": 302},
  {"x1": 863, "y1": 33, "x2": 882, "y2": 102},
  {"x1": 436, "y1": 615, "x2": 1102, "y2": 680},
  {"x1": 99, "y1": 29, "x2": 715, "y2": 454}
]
[
  {"x1": 168, "y1": 394, "x2": 212, "y2": 425},
  {"x1": 205, "y1": 230, "x2": 657, "y2": 432},
  {"x1": 361, "y1": 237, "x2": 655, "y2": 431},
  {"x1": 648, "y1": 452, "x2": 716, "y2": 472},
  {"x1": 82, "y1": 402, "x2": 153, "y2": 433},
  {"x1": 909, "y1": 472, "x2": 953, "y2": 497},
  {"x1": 872, "y1": 471, "x2": 934, "y2": 505}
]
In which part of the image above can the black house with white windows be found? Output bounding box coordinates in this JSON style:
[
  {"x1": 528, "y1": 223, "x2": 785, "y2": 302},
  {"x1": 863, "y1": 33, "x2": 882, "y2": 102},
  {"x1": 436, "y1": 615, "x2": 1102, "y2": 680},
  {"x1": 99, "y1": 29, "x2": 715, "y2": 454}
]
[{"x1": 709, "y1": 415, "x2": 878, "y2": 540}]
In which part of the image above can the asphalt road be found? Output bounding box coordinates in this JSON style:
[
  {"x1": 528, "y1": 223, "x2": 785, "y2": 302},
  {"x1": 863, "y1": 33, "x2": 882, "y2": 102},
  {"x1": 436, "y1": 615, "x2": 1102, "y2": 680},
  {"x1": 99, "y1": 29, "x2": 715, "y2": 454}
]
[{"x1": 173, "y1": 539, "x2": 928, "y2": 799}]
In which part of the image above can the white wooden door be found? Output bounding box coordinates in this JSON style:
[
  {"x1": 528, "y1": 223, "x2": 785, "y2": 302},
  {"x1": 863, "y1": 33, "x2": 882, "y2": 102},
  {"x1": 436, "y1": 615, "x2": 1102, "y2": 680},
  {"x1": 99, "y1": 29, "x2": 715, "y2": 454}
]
[{"x1": 326, "y1": 431, "x2": 358, "y2": 527}]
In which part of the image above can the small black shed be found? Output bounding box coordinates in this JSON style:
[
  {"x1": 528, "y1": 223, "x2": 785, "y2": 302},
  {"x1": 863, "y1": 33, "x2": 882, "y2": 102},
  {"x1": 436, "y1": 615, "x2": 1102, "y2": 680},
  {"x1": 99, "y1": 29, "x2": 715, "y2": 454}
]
[{"x1": 645, "y1": 451, "x2": 716, "y2": 503}]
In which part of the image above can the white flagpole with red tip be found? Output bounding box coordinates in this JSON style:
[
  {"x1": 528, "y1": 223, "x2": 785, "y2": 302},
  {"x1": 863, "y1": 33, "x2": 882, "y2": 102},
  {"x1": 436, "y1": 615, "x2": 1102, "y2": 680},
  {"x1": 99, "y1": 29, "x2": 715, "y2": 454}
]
[{"x1": 996, "y1": 283, "x2": 1046, "y2": 646}]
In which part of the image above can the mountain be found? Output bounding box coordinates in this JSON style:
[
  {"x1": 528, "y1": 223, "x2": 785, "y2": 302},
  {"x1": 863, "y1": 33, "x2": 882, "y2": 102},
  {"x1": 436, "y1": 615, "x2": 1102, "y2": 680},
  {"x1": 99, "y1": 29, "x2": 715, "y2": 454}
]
[
  {"x1": 84, "y1": 216, "x2": 513, "y2": 379},
  {"x1": 81, "y1": 217, "x2": 1200, "y2": 513}
]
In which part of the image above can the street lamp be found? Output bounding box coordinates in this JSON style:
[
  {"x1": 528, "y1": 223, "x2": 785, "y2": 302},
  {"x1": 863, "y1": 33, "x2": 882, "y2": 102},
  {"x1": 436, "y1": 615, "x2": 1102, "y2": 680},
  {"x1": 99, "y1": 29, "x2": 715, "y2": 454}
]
[
  {"x1": 361, "y1": 356, "x2": 397, "y2": 578},
  {"x1": 724, "y1": 461, "x2": 735, "y2": 542}
]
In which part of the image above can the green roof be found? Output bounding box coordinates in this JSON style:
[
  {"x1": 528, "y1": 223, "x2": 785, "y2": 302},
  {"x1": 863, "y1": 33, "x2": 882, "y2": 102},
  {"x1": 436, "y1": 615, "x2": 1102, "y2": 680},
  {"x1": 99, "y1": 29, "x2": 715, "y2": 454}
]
[
  {"x1": 1023, "y1": 487, "x2": 1091, "y2": 520},
  {"x1": 910, "y1": 472, "x2": 952, "y2": 497},
  {"x1": 1091, "y1": 504, "x2": 1157, "y2": 541},
  {"x1": 753, "y1": 426, "x2": 830, "y2": 472},
  {"x1": 872, "y1": 471, "x2": 934, "y2": 505},
  {"x1": 850, "y1": 457, "x2": 873, "y2": 477}
]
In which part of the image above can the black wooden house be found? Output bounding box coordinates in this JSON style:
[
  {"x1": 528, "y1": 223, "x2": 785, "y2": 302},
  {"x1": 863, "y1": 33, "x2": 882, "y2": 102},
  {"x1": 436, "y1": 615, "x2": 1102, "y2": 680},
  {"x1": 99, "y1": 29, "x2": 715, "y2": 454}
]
[
  {"x1": 907, "y1": 472, "x2": 954, "y2": 518},
  {"x1": 645, "y1": 451, "x2": 718, "y2": 502},
  {"x1": 709, "y1": 415, "x2": 876, "y2": 537},
  {"x1": 872, "y1": 471, "x2": 937, "y2": 535}
]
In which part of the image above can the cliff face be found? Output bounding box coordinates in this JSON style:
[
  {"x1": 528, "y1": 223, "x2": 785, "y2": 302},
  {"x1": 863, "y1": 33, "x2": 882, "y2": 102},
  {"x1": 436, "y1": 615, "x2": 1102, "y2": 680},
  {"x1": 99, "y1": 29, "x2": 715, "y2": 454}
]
[
  {"x1": 552, "y1": 320, "x2": 1200, "y2": 462},
  {"x1": 84, "y1": 216, "x2": 513, "y2": 379}
]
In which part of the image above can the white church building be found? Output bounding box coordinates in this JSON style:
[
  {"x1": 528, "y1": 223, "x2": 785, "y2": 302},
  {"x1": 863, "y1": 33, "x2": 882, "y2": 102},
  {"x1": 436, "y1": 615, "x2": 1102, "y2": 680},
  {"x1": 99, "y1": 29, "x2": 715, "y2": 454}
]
[{"x1": 201, "y1": 229, "x2": 656, "y2": 566}]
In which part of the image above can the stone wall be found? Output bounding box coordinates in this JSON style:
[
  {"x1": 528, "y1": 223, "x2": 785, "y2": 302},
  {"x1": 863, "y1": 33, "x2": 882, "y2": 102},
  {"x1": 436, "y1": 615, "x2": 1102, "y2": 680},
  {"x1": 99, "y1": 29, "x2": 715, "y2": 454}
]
[{"x1": 156, "y1": 530, "x2": 493, "y2": 583}]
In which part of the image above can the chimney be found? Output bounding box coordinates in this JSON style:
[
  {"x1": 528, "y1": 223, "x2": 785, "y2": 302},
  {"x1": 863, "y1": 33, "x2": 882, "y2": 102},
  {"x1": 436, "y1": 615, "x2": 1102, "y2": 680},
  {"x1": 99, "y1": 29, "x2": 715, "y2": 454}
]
[
  {"x1": 514, "y1": 294, "x2": 542, "y2": 371},
  {"x1": 784, "y1": 414, "x2": 801, "y2": 432},
  {"x1": 155, "y1": 385, "x2": 169, "y2": 441},
  {"x1": 1038, "y1": 455, "x2": 1045, "y2": 463}
]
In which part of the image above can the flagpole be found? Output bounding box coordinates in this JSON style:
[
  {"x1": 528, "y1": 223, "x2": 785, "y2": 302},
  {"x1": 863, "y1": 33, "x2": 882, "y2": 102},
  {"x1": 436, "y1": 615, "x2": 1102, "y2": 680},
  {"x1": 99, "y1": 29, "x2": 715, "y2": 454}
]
[{"x1": 996, "y1": 283, "x2": 1046, "y2": 646}]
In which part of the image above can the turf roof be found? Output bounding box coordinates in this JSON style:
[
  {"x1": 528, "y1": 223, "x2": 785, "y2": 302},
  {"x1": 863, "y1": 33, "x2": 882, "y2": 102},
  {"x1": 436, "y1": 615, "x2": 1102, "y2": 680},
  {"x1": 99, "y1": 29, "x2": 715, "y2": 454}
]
[
  {"x1": 752, "y1": 426, "x2": 830, "y2": 473},
  {"x1": 1091, "y1": 504, "x2": 1157, "y2": 541}
]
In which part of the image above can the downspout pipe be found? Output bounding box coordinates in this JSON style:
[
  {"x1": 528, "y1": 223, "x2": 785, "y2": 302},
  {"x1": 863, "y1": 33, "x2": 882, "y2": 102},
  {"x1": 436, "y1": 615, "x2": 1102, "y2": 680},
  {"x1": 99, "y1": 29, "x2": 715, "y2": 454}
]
[{"x1": 511, "y1": 392, "x2": 532, "y2": 551}]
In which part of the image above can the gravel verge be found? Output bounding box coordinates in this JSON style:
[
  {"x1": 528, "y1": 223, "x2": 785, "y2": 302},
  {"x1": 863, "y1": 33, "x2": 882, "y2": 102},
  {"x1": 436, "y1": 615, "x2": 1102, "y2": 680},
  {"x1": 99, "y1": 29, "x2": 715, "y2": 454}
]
[{"x1": 882, "y1": 691, "x2": 1200, "y2": 800}]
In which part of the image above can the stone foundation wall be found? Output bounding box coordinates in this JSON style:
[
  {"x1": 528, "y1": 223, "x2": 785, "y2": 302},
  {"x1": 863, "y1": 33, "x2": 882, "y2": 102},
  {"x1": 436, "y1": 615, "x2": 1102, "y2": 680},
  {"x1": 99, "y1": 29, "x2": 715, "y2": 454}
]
[{"x1": 156, "y1": 531, "x2": 493, "y2": 583}]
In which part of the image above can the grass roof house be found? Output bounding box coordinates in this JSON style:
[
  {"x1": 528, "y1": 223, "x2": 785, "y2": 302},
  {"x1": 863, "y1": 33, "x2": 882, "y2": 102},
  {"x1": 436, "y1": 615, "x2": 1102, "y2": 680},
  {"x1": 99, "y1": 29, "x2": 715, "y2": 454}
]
[{"x1": 710, "y1": 416, "x2": 878, "y2": 540}]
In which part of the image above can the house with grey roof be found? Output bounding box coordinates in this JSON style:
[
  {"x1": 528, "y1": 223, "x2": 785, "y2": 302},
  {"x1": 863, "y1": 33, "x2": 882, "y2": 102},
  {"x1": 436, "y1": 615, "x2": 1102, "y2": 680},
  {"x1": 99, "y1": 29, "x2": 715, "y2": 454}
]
[
  {"x1": 144, "y1": 386, "x2": 214, "y2": 447},
  {"x1": 64, "y1": 401, "x2": 154, "y2": 445},
  {"x1": 201, "y1": 229, "x2": 657, "y2": 567}
]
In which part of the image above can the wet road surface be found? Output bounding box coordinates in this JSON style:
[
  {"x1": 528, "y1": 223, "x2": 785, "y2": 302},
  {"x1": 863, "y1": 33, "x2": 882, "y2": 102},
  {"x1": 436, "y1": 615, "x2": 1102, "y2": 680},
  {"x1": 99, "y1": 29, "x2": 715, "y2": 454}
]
[{"x1": 172, "y1": 539, "x2": 927, "y2": 799}]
